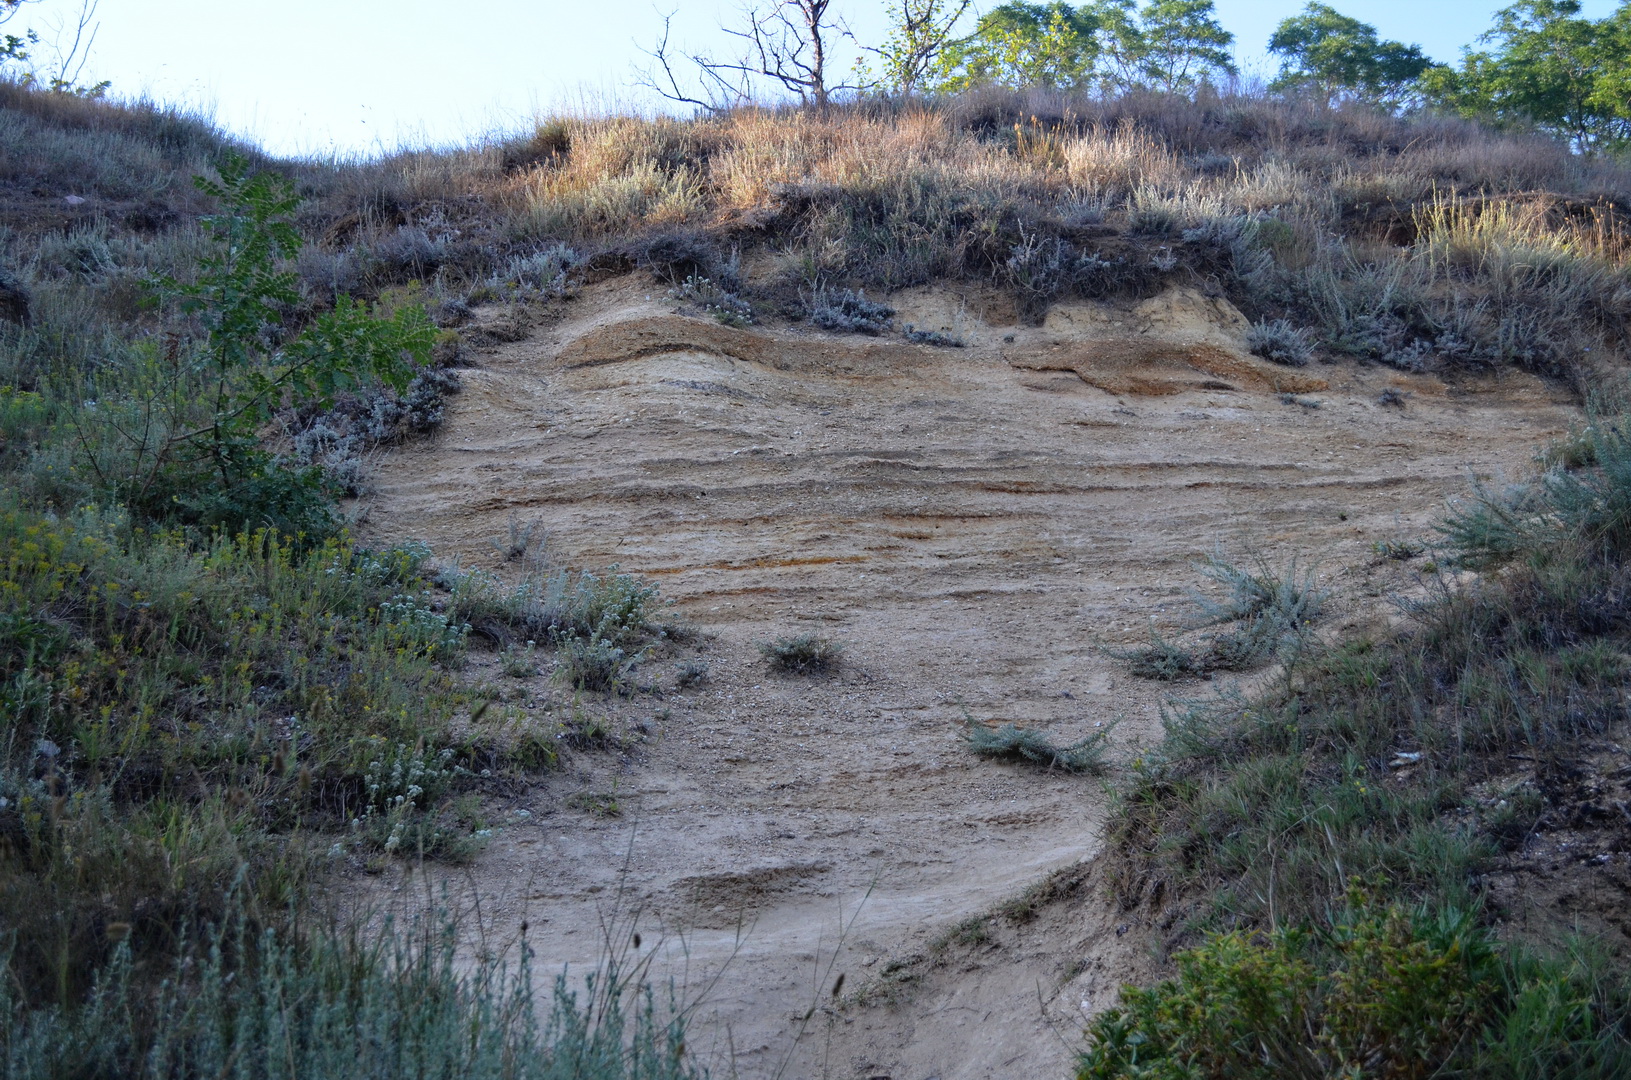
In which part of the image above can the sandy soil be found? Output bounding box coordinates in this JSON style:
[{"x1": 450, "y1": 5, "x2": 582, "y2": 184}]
[{"x1": 356, "y1": 275, "x2": 1578, "y2": 1079}]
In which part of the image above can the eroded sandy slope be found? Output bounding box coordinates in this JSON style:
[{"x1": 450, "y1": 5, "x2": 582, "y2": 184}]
[{"x1": 358, "y1": 277, "x2": 1577, "y2": 1079}]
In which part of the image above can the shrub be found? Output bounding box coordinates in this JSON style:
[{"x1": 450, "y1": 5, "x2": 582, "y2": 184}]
[
  {"x1": 555, "y1": 625, "x2": 639, "y2": 694},
  {"x1": 1374, "y1": 537, "x2": 1425, "y2": 560},
  {"x1": 1106, "y1": 421, "x2": 1631, "y2": 943},
  {"x1": 349, "y1": 744, "x2": 483, "y2": 860},
  {"x1": 1131, "y1": 552, "x2": 1331, "y2": 674},
  {"x1": 902, "y1": 323, "x2": 964, "y2": 347},
  {"x1": 1441, "y1": 414, "x2": 1631, "y2": 568},
  {"x1": 1079, "y1": 897, "x2": 1499, "y2": 1080},
  {"x1": 289, "y1": 366, "x2": 460, "y2": 496},
  {"x1": 489, "y1": 511, "x2": 544, "y2": 562},
  {"x1": 296, "y1": 247, "x2": 361, "y2": 303},
  {"x1": 669, "y1": 273, "x2": 754, "y2": 326},
  {"x1": 72, "y1": 153, "x2": 437, "y2": 536},
  {"x1": 1127, "y1": 205, "x2": 1180, "y2": 237},
  {"x1": 759, "y1": 633, "x2": 843, "y2": 674},
  {"x1": 500, "y1": 641, "x2": 540, "y2": 677},
  {"x1": 1194, "y1": 552, "x2": 1325, "y2": 643},
  {"x1": 1113, "y1": 556, "x2": 1326, "y2": 679},
  {"x1": 378, "y1": 592, "x2": 470, "y2": 666},
  {"x1": 1080, "y1": 891, "x2": 1631, "y2": 1080},
  {"x1": 0, "y1": 512, "x2": 498, "y2": 1003},
  {"x1": 490, "y1": 243, "x2": 579, "y2": 298},
  {"x1": 965, "y1": 717, "x2": 1113, "y2": 774},
  {"x1": 1246, "y1": 318, "x2": 1314, "y2": 366},
  {"x1": 635, "y1": 230, "x2": 734, "y2": 289},
  {"x1": 1115, "y1": 629, "x2": 1207, "y2": 681},
  {"x1": 810, "y1": 289, "x2": 893, "y2": 334},
  {"x1": 1004, "y1": 231, "x2": 1071, "y2": 315},
  {"x1": 443, "y1": 562, "x2": 659, "y2": 648},
  {"x1": 370, "y1": 225, "x2": 447, "y2": 278}
]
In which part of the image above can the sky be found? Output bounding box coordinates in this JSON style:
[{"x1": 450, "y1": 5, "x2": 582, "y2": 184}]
[{"x1": 13, "y1": 0, "x2": 1624, "y2": 158}]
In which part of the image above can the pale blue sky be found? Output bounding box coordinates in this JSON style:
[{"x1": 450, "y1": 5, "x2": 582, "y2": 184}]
[{"x1": 23, "y1": 0, "x2": 1622, "y2": 157}]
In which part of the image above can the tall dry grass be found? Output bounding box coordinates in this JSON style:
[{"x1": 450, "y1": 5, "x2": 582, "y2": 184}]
[
  {"x1": 422, "y1": 90, "x2": 1631, "y2": 379},
  {"x1": 13, "y1": 81, "x2": 1623, "y2": 382}
]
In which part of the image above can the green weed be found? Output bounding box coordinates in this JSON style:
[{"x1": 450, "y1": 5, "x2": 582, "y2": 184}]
[
  {"x1": 673, "y1": 659, "x2": 709, "y2": 688},
  {"x1": 500, "y1": 641, "x2": 541, "y2": 678},
  {"x1": 443, "y1": 562, "x2": 659, "y2": 649},
  {"x1": 555, "y1": 625, "x2": 643, "y2": 694}
]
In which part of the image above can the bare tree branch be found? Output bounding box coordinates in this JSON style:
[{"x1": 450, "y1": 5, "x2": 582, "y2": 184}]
[
  {"x1": 19, "y1": 0, "x2": 108, "y2": 95},
  {"x1": 57, "y1": 0, "x2": 100, "y2": 88},
  {"x1": 0, "y1": 0, "x2": 35, "y2": 28},
  {"x1": 637, "y1": 10, "x2": 748, "y2": 115},
  {"x1": 638, "y1": 1, "x2": 858, "y2": 113}
]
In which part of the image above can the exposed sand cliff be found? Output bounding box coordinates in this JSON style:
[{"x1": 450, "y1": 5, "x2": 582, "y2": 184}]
[{"x1": 359, "y1": 277, "x2": 1576, "y2": 1079}]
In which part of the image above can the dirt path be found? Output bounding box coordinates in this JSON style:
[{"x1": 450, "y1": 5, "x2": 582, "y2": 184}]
[{"x1": 358, "y1": 278, "x2": 1577, "y2": 1079}]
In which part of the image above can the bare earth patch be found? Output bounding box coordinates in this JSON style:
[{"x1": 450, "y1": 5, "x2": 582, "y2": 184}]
[{"x1": 357, "y1": 276, "x2": 1578, "y2": 1079}]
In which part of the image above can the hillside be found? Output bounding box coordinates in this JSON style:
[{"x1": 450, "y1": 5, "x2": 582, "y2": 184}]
[{"x1": 3, "y1": 82, "x2": 1631, "y2": 1078}]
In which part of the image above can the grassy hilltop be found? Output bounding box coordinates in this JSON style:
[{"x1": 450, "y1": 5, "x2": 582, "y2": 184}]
[{"x1": 4, "y1": 71, "x2": 1631, "y2": 1076}]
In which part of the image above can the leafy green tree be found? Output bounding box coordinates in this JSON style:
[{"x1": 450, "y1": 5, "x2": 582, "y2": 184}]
[
  {"x1": 1127, "y1": 0, "x2": 1235, "y2": 92},
  {"x1": 0, "y1": 0, "x2": 34, "y2": 66},
  {"x1": 935, "y1": 0, "x2": 1232, "y2": 95},
  {"x1": 1423, "y1": 0, "x2": 1628, "y2": 151},
  {"x1": 174, "y1": 155, "x2": 434, "y2": 488},
  {"x1": 1268, "y1": 3, "x2": 1436, "y2": 105},
  {"x1": 1083, "y1": 0, "x2": 1143, "y2": 88},
  {"x1": 863, "y1": 0, "x2": 973, "y2": 94},
  {"x1": 80, "y1": 153, "x2": 436, "y2": 534},
  {"x1": 936, "y1": 2, "x2": 1102, "y2": 91},
  {"x1": 1588, "y1": 4, "x2": 1631, "y2": 142}
]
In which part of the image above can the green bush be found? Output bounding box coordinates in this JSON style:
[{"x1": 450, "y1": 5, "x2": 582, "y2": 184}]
[
  {"x1": 1099, "y1": 419, "x2": 1631, "y2": 1077},
  {"x1": 1442, "y1": 415, "x2": 1631, "y2": 569},
  {"x1": 0, "y1": 506, "x2": 486, "y2": 1002},
  {"x1": 1080, "y1": 895, "x2": 1631, "y2": 1080}
]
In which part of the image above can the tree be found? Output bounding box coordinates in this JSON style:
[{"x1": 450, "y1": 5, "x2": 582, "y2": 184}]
[
  {"x1": 936, "y1": 2, "x2": 1102, "y2": 92},
  {"x1": 863, "y1": 0, "x2": 973, "y2": 94},
  {"x1": 79, "y1": 154, "x2": 436, "y2": 533},
  {"x1": 934, "y1": 0, "x2": 1233, "y2": 96},
  {"x1": 643, "y1": 0, "x2": 859, "y2": 112},
  {"x1": 1587, "y1": 3, "x2": 1631, "y2": 144},
  {"x1": 1126, "y1": 0, "x2": 1235, "y2": 92},
  {"x1": 1268, "y1": 3, "x2": 1435, "y2": 106},
  {"x1": 1, "y1": 0, "x2": 109, "y2": 96},
  {"x1": 1086, "y1": 0, "x2": 1144, "y2": 90},
  {"x1": 1, "y1": 0, "x2": 36, "y2": 68},
  {"x1": 1422, "y1": 0, "x2": 1627, "y2": 151}
]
